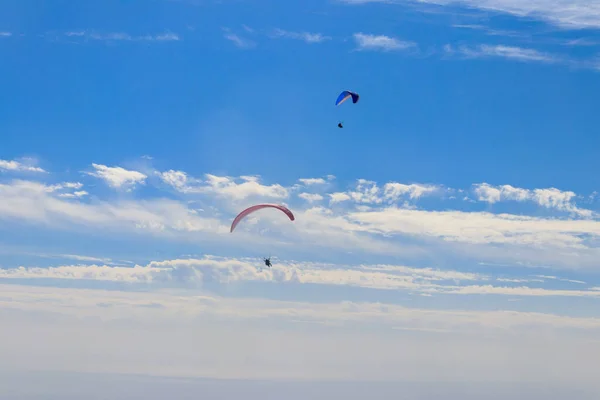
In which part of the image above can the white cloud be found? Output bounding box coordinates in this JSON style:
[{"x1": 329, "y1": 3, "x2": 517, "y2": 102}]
[
  {"x1": 204, "y1": 174, "x2": 288, "y2": 200},
  {"x1": 347, "y1": 206, "x2": 600, "y2": 249},
  {"x1": 58, "y1": 190, "x2": 88, "y2": 199},
  {"x1": 473, "y1": 183, "x2": 592, "y2": 217},
  {"x1": 160, "y1": 171, "x2": 288, "y2": 201},
  {"x1": 298, "y1": 193, "x2": 324, "y2": 203},
  {"x1": 4, "y1": 256, "x2": 600, "y2": 300},
  {"x1": 353, "y1": 33, "x2": 416, "y2": 51},
  {"x1": 533, "y1": 274, "x2": 586, "y2": 284},
  {"x1": 298, "y1": 178, "x2": 328, "y2": 186},
  {"x1": 445, "y1": 44, "x2": 559, "y2": 63},
  {"x1": 0, "y1": 32, "x2": 11, "y2": 37},
  {"x1": 159, "y1": 169, "x2": 193, "y2": 192},
  {"x1": 338, "y1": 0, "x2": 600, "y2": 30},
  {"x1": 86, "y1": 163, "x2": 147, "y2": 190},
  {"x1": 329, "y1": 192, "x2": 352, "y2": 203},
  {"x1": 224, "y1": 32, "x2": 256, "y2": 49},
  {"x1": 63, "y1": 31, "x2": 180, "y2": 42},
  {"x1": 271, "y1": 29, "x2": 331, "y2": 43},
  {"x1": 329, "y1": 180, "x2": 439, "y2": 205},
  {"x1": 0, "y1": 159, "x2": 46, "y2": 173},
  {"x1": 383, "y1": 182, "x2": 439, "y2": 200},
  {"x1": 154, "y1": 32, "x2": 180, "y2": 41},
  {"x1": 0, "y1": 179, "x2": 226, "y2": 236},
  {"x1": 3, "y1": 163, "x2": 600, "y2": 270},
  {"x1": 4, "y1": 282, "x2": 600, "y2": 387},
  {"x1": 2, "y1": 281, "x2": 600, "y2": 337}
]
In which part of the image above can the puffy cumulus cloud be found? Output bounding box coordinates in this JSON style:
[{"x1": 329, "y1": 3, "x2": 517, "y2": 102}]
[
  {"x1": 383, "y1": 182, "x2": 440, "y2": 201},
  {"x1": 328, "y1": 192, "x2": 352, "y2": 203},
  {"x1": 158, "y1": 171, "x2": 288, "y2": 201},
  {"x1": 473, "y1": 183, "x2": 592, "y2": 217},
  {"x1": 44, "y1": 181, "x2": 88, "y2": 198},
  {"x1": 204, "y1": 174, "x2": 288, "y2": 200},
  {"x1": 474, "y1": 183, "x2": 530, "y2": 203},
  {"x1": 298, "y1": 193, "x2": 324, "y2": 203},
  {"x1": 329, "y1": 179, "x2": 440, "y2": 205},
  {"x1": 0, "y1": 158, "x2": 46, "y2": 173},
  {"x1": 86, "y1": 163, "x2": 147, "y2": 190},
  {"x1": 159, "y1": 169, "x2": 190, "y2": 191},
  {"x1": 3, "y1": 256, "x2": 600, "y2": 300}
]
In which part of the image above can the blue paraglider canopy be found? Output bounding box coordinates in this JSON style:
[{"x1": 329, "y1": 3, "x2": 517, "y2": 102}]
[{"x1": 335, "y1": 90, "x2": 359, "y2": 106}]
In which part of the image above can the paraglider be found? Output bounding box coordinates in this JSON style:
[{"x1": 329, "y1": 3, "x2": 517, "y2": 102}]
[
  {"x1": 335, "y1": 90, "x2": 359, "y2": 107},
  {"x1": 230, "y1": 203, "x2": 295, "y2": 233},
  {"x1": 335, "y1": 90, "x2": 359, "y2": 128},
  {"x1": 230, "y1": 204, "x2": 294, "y2": 270}
]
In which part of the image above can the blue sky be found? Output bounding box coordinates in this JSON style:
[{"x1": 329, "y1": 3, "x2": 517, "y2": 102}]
[{"x1": 2, "y1": 0, "x2": 600, "y2": 397}]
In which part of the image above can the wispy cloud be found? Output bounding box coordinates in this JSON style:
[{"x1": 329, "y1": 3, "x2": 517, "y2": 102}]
[
  {"x1": 338, "y1": 0, "x2": 600, "y2": 30},
  {"x1": 61, "y1": 30, "x2": 180, "y2": 42},
  {"x1": 0, "y1": 159, "x2": 46, "y2": 173},
  {"x1": 223, "y1": 28, "x2": 256, "y2": 49},
  {"x1": 0, "y1": 32, "x2": 12, "y2": 37},
  {"x1": 298, "y1": 175, "x2": 335, "y2": 186},
  {"x1": 445, "y1": 44, "x2": 559, "y2": 64},
  {"x1": 85, "y1": 163, "x2": 147, "y2": 190},
  {"x1": 0, "y1": 179, "x2": 225, "y2": 236},
  {"x1": 3, "y1": 278, "x2": 600, "y2": 332},
  {"x1": 271, "y1": 28, "x2": 331, "y2": 43},
  {"x1": 353, "y1": 33, "x2": 416, "y2": 51},
  {"x1": 451, "y1": 24, "x2": 529, "y2": 39}
]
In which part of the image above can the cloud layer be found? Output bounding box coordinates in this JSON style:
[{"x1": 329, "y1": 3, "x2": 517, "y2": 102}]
[{"x1": 1, "y1": 158, "x2": 600, "y2": 270}]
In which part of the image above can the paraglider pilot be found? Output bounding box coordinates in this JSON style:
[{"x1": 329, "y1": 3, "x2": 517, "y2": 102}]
[{"x1": 264, "y1": 257, "x2": 272, "y2": 268}]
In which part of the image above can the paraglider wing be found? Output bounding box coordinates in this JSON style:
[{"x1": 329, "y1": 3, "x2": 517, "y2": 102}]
[
  {"x1": 230, "y1": 204, "x2": 295, "y2": 233},
  {"x1": 335, "y1": 90, "x2": 359, "y2": 106}
]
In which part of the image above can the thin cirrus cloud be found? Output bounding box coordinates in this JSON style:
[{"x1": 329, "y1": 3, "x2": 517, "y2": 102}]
[
  {"x1": 16, "y1": 25, "x2": 597, "y2": 73},
  {"x1": 62, "y1": 30, "x2": 180, "y2": 42},
  {"x1": 337, "y1": 0, "x2": 600, "y2": 30},
  {"x1": 444, "y1": 44, "x2": 560, "y2": 64},
  {"x1": 352, "y1": 32, "x2": 417, "y2": 51},
  {"x1": 270, "y1": 28, "x2": 332, "y2": 43},
  {"x1": 223, "y1": 28, "x2": 256, "y2": 49}
]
